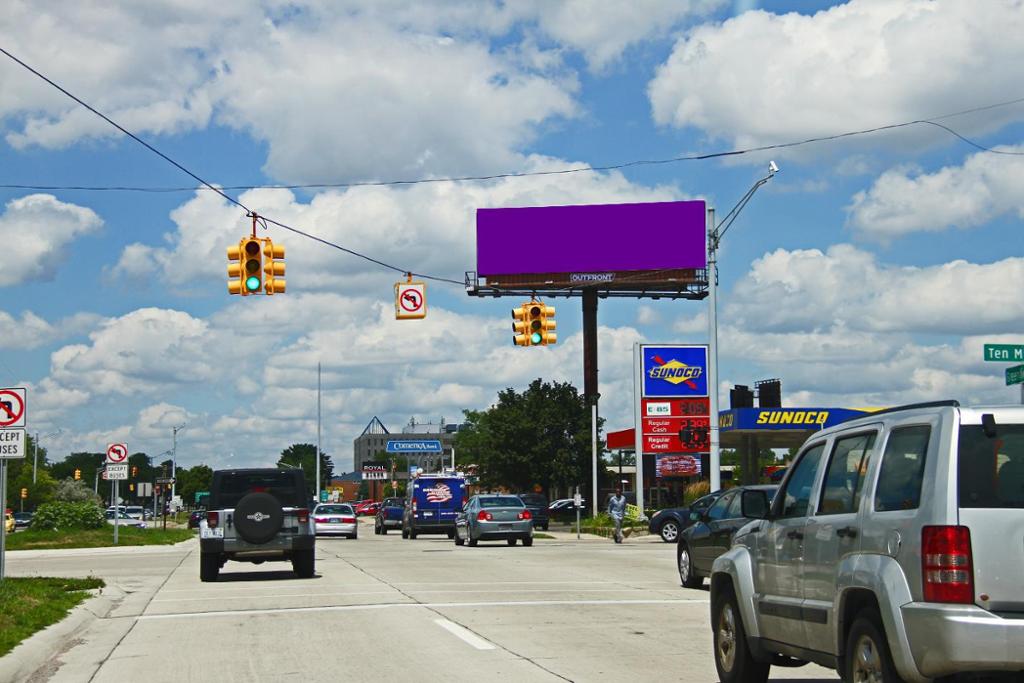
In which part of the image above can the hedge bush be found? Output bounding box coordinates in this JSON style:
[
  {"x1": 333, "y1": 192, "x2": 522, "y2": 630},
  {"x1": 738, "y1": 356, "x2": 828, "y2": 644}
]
[{"x1": 29, "y1": 502, "x2": 105, "y2": 531}]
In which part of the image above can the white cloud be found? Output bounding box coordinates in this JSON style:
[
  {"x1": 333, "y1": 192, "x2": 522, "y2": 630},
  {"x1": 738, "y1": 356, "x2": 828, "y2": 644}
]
[
  {"x1": 0, "y1": 310, "x2": 102, "y2": 350},
  {"x1": 846, "y1": 147, "x2": 1024, "y2": 240},
  {"x1": 111, "y1": 159, "x2": 682, "y2": 292},
  {"x1": 0, "y1": 194, "x2": 102, "y2": 286},
  {"x1": 648, "y1": 1, "x2": 1024, "y2": 155},
  {"x1": 727, "y1": 244, "x2": 1024, "y2": 336}
]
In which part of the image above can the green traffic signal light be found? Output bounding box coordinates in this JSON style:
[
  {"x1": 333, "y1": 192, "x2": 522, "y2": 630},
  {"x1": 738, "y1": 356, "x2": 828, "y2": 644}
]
[
  {"x1": 246, "y1": 276, "x2": 261, "y2": 291},
  {"x1": 530, "y1": 332, "x2": 542, "y2": 344}
]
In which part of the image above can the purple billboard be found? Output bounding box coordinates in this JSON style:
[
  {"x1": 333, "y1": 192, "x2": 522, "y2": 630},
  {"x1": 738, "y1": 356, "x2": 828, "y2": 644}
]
[{"x1": 476, "y1": 200, "x2": 706, "y2": 279}]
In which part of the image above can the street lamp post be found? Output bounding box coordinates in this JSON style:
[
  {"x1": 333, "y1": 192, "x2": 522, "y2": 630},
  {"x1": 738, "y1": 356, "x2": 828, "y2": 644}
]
[
  {"x1": 171, "y1": 424, "x2": 187, "y2": 500},
  {"x1": 707, "y1": 162, "x2": 778, "y2": 492},
  {"x1": 33, "y1": 428, "x2": 62, "y2": 483}
]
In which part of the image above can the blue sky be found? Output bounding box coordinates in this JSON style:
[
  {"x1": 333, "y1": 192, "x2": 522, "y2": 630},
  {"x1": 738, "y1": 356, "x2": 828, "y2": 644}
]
[{"x1": 1, "y1": 0, "x2": 1022, "y2": 471}]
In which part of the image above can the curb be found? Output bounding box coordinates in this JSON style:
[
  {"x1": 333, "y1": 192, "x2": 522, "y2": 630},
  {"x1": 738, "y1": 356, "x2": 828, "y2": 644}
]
[{"x1": 0, "y1": 587, "x2": 119, "y2": 683}]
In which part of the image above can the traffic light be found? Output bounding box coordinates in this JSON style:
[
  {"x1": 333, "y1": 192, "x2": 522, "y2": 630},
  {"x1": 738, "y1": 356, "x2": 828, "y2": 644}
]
[
  {"x1": 512, "y1": 301, "x2": 556, "y2": 346},
  {"x1": 131, "y1": 466, "x2": 138, "y2": 477},
  {"x1": 20, "y1": 488, "x2": 27, "y2": 499},
  {"x1": 129, "y1": 484, "x2": 135, "y2": 492},
  {"x1": 74, "y1": 468, "x2": 81, "y2": 480},
  {"x1": 228, "y1": 238, "x2": 264, "y2": 295},
  {"x1": 512, "y1": 304, "x2": 530, "y2": 346},
  {"x1": 263, "y1": 238, "x2": 286, "y2": 295}
]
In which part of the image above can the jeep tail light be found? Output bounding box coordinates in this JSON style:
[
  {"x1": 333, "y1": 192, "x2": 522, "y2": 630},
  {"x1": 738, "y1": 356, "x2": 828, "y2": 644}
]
[
  {"x1": 296, "y1": 509, "x2": 309, "y2": 524},
  {"x1": 477, "y1": 511, "x2": 493, "y2": 521},
  {"x1": 518, "y1": 510, "x2": 532, "y2": 520},
  {"x1": 922, "y1": 525, "x2": 974, "y2": 604},
  {"x1": 206, "y1": 511, "x2": 219, "y2": 528}
]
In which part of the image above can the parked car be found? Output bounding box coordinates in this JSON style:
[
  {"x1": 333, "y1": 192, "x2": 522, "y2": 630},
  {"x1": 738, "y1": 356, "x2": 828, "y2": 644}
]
[
  {"x1": 548, "y1": 498, "x2": 587, "y2": 521},
  {"x1": 676, "y1": 485, "x2": 777, "y2": 588},
  {"x1": 13, "y1": 511, "x2": 33, "y2": 529},
  {"x1": 354, "y1": 500, "x2": 376, "y2": 516},
  {"x1": 188, "y1": 509, "x2": 206, "y2": 529},
  {"x1": 648, "y1": 491, "x2": 723, "y2": 543},
  {"x1": 312, "y1": 503, "x2": 358, "y2": 538},
  {"x1": 517, "y1": 493, "x2": 549, "y2": 531},
  {"x1": 710, "y1": 401, "x2": 1024, "y2": 683},
  {"x1": 374, "y1": 497, "x2": 405, "y2": 535},
  {"x1": 106, "y1": 511, "x2": 146, "y2": 528},
  {"x1": 403, "y1": 474, "x2": 466, "y2": 539},
  {"x1": 455, "y1": 494, "x2": 533, "y2": 547},
  {"x1": 125, "y1": 505, "x2": 145, "y2": 520},
  {"x1": 363, "y1": 502, "x2": 382, "y2": 517}
]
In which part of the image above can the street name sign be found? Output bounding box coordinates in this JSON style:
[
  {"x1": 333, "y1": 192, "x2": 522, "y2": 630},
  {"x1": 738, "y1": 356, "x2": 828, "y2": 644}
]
[
  {"x1": 0, "y1": 429, "x2": 26, "y2": 459},
  {"x1": 106, "y1": 463, "x2": 129, "y2": 480},
  {"x1": 156, "y1": 476, "x2": 175, "y2": 484},
  {"x1": 1007, "y1": 364, "x2": 1024, "y2": 386},
  {"x1": 984, "y1": 344, "x2": 1024, "y2": 362}
]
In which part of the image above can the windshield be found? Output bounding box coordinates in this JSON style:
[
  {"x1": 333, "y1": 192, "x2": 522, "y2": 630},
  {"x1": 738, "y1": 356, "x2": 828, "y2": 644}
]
[
  {"x1": 958, "y1": 423, "x2": 1024, "y2": 509},
  {"x1": 315, "y1": 505, "x2": 353, "y2": 515},
  {"x1": 213, "y1": 471, "x2": 305, "y2": 508},
  {"x1": 479, "y1": 496, "x2": 524, "y2": 508}
]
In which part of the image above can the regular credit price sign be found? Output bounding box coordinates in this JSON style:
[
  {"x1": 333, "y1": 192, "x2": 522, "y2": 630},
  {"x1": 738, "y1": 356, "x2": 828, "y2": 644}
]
[{"x1": 641, "y1": 398, "x2": 710, "y2": 452}]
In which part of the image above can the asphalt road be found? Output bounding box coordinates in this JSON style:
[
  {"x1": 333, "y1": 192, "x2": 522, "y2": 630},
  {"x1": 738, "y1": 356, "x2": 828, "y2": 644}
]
[{"x1": 4, "y1": 520, "x2": 840, "y2": 682}]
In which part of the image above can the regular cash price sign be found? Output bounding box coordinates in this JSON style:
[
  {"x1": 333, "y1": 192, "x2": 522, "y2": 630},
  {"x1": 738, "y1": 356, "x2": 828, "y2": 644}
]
[{"x1": 636, "y1": 345, "x2": 709, "y2": 476}]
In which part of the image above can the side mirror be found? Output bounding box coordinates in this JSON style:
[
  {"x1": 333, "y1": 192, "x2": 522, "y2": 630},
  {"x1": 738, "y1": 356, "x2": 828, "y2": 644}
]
[{"x1": 741, "y1": 490, "x2": 770, "y2": 519}]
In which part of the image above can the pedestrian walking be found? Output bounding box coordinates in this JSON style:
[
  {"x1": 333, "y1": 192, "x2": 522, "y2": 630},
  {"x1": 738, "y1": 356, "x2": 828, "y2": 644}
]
[{"x1": 608, "y1": 486, "x2": 627, "y2": 544}]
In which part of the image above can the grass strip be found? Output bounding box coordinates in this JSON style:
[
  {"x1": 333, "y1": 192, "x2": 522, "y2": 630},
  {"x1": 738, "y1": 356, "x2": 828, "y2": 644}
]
[
  {"x1": 0, "y1": 576, "x2": 105, "y2": 657},
  {"x1": 6, "y1": 526, "x2": 193, "y2": 551},
  {"x1": 532, "y1": 533, "x2": 555, "y2": 539}
]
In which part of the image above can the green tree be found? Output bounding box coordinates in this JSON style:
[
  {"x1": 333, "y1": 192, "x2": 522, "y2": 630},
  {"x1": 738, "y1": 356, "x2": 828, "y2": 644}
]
[
  {"x1": 455, "y1": 379, "x2": 604, "y2": 495},
  {"x1": 52, "y1": 478, "x2": 102, "y2": 504},
  {"x1": 177, "y1": 464, "x2": 213, "y2": 506},
  {"x1": 276, "y1": 444, "x2": 334, "y2": 497},
  {"x1": 4, "y1": 435, "x2": 58, "y2": 509}
]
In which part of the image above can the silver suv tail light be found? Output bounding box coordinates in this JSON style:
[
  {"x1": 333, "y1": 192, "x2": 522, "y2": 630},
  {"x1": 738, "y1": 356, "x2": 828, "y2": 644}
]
[{"x1": 922, "y1": 525, "x2": 974, "y2": 604}]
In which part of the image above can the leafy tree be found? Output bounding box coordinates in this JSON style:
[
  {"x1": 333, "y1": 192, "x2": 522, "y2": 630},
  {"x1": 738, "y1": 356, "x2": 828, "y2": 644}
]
[
  {"x1": 4, "y1": 436, "x2": 59, "y2": 509},
  {"x1": 276, "y1": 444, "x2": 334, "y2": 497},
  {"x1": 53, "y1": 478, "x2": 102, "y2": 504},
  {"x1": 455, "y1": 379, "x2": 605, "y2": 495},
  {"x1": 176, "y1": 465, "x2": 213, "y2": 506}
]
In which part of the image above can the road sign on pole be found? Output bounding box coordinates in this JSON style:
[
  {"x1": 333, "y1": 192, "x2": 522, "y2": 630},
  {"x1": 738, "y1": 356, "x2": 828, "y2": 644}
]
[
  {"x1": 984, "y1": 344, "x2": 1024, "y2": 362},
  {"x1": 395, "y1": 280, "x2": 427, "y2": 320},
  {"x1": 106, "y1": 463, "x2": 129, "y2": 480},
  {"x1": 0, "y1": 387, "x2": 27, "y2": 429},
  {"x1": 106, "y1": 443, "x2": 128, "y2": 464},
  {"x1": 1006, "y1": 364, "x2": 1024, "y2": 386},
  {"x1": 0, "y1": 429, "x2": 26, "y2": 460}
]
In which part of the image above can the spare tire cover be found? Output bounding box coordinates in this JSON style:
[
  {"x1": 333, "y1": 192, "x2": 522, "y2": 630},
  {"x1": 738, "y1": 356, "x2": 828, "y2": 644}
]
[{"x1": 233, "y1": 492, "x2": 284, "y2": 544}]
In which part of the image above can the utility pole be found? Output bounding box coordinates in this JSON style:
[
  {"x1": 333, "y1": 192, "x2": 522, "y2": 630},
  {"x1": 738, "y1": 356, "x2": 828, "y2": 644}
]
[
  {"x1": 171, "y1": 424, "x2": 186, "y2": 500},
  {"x1": 316, "y1": 362, "x2": 322, "y2": 502}
]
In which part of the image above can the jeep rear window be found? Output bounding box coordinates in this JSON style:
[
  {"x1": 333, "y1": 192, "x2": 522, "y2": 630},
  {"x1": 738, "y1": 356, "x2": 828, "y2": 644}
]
[
  {"x1": 958, "y1": 424, "x2": 1024, "y2": 509},
  {"x1": 213, "y1": 471, "x2": 305, "y2": 508}
]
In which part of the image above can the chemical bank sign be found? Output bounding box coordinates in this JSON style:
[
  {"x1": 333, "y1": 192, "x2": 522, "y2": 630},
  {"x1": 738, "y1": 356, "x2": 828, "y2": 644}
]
[{"x1": 641, "y1": 345, "x2": 709, "y2": 398}]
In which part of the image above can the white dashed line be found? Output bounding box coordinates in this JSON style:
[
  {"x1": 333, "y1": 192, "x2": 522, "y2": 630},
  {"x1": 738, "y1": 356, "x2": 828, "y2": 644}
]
[{"x1": 434, "y1": 618, "x2": 496, "y2": 650}]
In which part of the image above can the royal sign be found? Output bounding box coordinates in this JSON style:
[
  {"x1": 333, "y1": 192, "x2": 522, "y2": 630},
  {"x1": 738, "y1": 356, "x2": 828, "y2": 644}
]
[{"x1": 641, "y1": 345, "x2": 709, "y2": 398}]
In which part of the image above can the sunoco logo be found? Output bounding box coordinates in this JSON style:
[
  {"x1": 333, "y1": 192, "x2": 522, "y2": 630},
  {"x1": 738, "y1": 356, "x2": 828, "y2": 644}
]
[
  {"x1": 648, "y1": 360, "x2": 702, "y2": 385},
  {"x1": 246, "y1": 512, "x2": 270, "y2": 522}
]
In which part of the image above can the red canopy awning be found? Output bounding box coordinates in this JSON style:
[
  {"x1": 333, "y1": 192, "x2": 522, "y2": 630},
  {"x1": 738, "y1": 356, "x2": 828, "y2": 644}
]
[{"x1": 606, "y1": 428, "x2": 635, "y2": 450}]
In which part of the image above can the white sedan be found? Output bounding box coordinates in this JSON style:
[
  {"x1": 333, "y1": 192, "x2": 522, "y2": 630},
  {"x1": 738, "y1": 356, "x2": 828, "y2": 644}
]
[
  {"x1": 105, "y1": 511, "x2": 146, "y2": 528},
  {"x1": 312, "y1": 503, "x2": 357, "y2": 539}
]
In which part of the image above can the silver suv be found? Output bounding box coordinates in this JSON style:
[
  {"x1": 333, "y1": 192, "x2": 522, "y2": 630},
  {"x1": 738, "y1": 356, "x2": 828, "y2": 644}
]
[{"x1": 710, "y1": 401, "x2": 1024, "y2": 682}]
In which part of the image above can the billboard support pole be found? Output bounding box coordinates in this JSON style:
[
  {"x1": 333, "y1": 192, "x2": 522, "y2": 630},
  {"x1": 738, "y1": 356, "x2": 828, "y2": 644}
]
[{"x1": 582, "y1": 288, "x2": 601, "y2": 518}]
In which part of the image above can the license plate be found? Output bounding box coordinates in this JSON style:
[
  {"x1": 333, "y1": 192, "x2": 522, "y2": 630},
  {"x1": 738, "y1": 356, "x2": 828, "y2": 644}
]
[
  {"x1": 329, "y1": 518, "x2": 340, "y2": 523},
  {"x1": 422, "y1": 511, "x2": 434, "y2": 516},
  {"x1": 200, "y1": 526, "x2": 224, "y2": 539},
  {"x1": 499, "y1": 524, "x2": 512, "y2": 531}
]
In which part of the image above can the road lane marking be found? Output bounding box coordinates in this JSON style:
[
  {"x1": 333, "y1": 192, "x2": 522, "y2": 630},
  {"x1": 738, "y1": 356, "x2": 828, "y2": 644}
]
[
  {"x1": 152, "y1": 590, "x2": 399, "y2": 602},
  {"x1": 434, "y1": 618, "x2": 496, "y2": 650},
  {"x1": 136, "y1": 598, "x2": 707, "y2": 620}
]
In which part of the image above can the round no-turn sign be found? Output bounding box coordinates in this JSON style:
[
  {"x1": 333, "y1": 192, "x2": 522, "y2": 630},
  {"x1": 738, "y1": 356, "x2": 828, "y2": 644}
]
[
  {"x1": 395, "y1": 281, "x2": 426, "y2": 320},
  {"x1": 0, "y1": 388, "x2": 27, "y2": 428},
  {"x1": 106, "y1": 443, "x2": 129, "y2": 464}
]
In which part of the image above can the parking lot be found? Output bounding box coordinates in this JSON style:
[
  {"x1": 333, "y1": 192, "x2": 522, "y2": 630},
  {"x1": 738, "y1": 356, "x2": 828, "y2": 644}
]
[{"x1": 5, "y1": 520, "x2": 839, "y2": 682}]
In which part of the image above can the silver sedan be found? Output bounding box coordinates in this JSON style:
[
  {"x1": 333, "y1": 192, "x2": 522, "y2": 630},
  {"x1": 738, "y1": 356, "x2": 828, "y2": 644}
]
[
  {"x1": 312, "y1": 503, "x2": 357, "y2": 539},
  {"x1": 455, "y1": 495, "x2": 534, "y2": 547}
]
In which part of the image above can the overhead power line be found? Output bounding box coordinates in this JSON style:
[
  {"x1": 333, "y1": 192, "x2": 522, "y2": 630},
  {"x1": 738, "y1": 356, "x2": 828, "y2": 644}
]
[{"x1": 2, "y1": 45, "x2": 1023, "y2": 288}]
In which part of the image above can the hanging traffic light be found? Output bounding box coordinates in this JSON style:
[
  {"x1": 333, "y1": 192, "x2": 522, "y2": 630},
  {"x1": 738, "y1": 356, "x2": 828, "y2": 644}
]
[
  {"x1": 263, "y1": 239, "x2": 286, "y2": 295},
  {"x1": 20, "y1": 487, "x2": 27, "y2": 499},
  {"x1": 241, "y1": 238, "x2": 263, "y2": 294},
  {"x1": 227, "y1": 241, "x2": 242, "y2": 295},
  {"x1": 526, "y1": 301, "x2": 556, "y2": 346},
  {"x1": 74, "y1": 468, "x2": 81, "y2": 480},
  {"x1": 131, "y1": 465, "x2": 138, "y2": 477},
  {"x1": 512, "y1": 304, "x2": 530, "y2": 346}
]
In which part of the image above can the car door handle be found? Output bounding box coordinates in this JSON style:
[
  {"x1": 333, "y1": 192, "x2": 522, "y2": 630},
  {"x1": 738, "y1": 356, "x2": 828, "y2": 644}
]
[
  {"x1": 837, "y1": 526, "x2": 858, "y2": 539},
  {"x1": 786, "y1": 530, "x2": 803, "y2": 541}
]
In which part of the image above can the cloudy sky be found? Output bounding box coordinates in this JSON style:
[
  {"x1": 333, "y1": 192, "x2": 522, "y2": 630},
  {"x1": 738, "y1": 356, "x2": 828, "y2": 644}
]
[{"x1": 2, "y1": 0, "x2": 1022, "y2": 472}]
